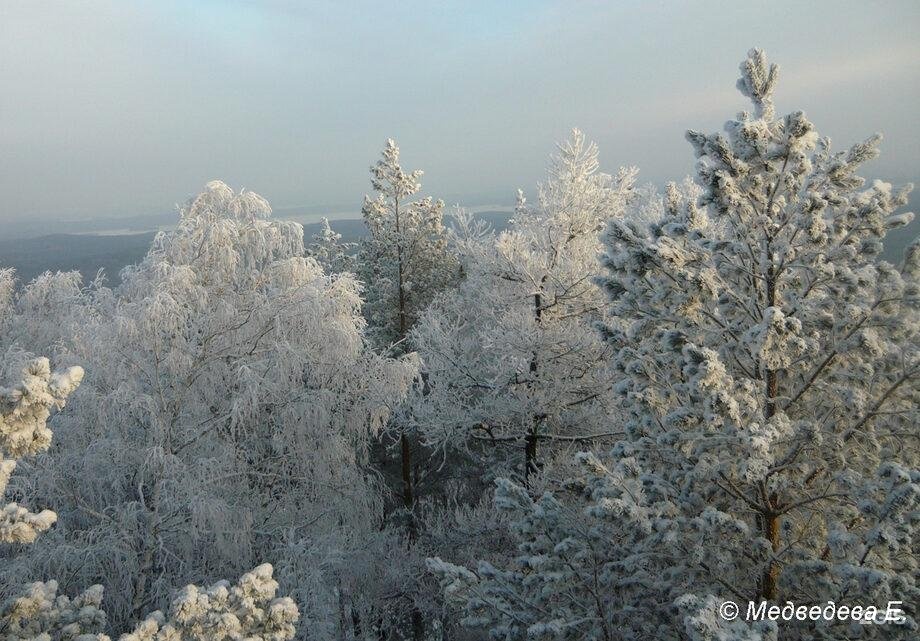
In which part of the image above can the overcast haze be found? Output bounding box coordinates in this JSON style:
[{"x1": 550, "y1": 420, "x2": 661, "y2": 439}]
[{"x1": 1, "y1": 0, "x2": 918, "y2": 232}]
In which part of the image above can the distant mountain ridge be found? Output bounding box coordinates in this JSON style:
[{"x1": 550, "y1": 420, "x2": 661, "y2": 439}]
[
  {"x1": 0, "y1": 212, "x2": 515, "y2": 286},
  {"x1": 0, "y1": 232, "x2": 159, "y2": 286}
]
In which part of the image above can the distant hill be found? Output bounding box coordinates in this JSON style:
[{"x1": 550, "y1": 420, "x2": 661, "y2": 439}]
[
  {"x1": 1, "y1": 210, "x2": 913, "y2": 287},
  {"x1": 0, "y1": 232, "x2": 158, "y2": 286},
  {"x1": 0, "y1": 212, "x2": 514, "y2": 286}
]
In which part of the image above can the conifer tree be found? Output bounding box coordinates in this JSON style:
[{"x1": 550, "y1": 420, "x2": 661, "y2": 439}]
[
  {"x1": 357, "y1": 139, "x2": 456, "y2": 352},
  {"x1": 430, "y1": 50, "x2": 918, "y2": 640},
  {"x1": 306, "y1": 217, "x2": 355, "y2": 274},
  {"x1": 356, "y1": 140, "x2": 457, "y2": 522}
]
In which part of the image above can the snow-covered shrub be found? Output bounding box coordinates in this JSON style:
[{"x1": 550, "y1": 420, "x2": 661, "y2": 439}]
[
  {"x1": 2, "y1": 564, "x2": 297, "y2": 641},
  {"x1": 119, "y1": 564, "x2": 298, "y2": 641}
]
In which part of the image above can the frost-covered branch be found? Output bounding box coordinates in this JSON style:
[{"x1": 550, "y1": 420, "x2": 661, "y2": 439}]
[{"x1": 0, "y1": 357, "x2": 82, "y2": 544}]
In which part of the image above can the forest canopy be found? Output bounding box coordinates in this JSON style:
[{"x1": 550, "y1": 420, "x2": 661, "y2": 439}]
[{"x1": 1, "y1": 50, "x2": 917, "y2": 641}]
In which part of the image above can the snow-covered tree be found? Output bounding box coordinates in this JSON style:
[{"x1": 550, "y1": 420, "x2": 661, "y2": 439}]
[
  {"x1": 1, "y1": 181, "x2": 416, "y2": 636},
  {"x1": 0, "y1": 354, "x2": 299, "y2": 641},
  {"x1": 412, "y1": 130, "x2": 635, "y2": 482},
  {"x1": 0, "y1": 268, "x2": 105, "y2": 365},
  {"x1": 306, "y1": 217, "x2": 355, "y2": 274},
  {"x1": 429, "y1": 50, "x2": 918, "y2": 640},
  {"x1": 356, "y1": 139, "x2": 458, "y2": 536},
  {"x1": 428, "y1": 454, "x2": 738, "y2": 641},
  {"x1": 357, "y1": 139, "x2": 457, "y2": 352}
]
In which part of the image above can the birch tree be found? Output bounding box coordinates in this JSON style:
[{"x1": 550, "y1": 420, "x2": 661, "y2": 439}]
[
  {"x1": 1, "y1": 181, "x2": 416, "y2": 637},
  {"x1": 0, "y1": 356, "x2": 299, "y2": 641},
  {"x1": 412, "y1": 130, "x2": 636, "y2": 482}
]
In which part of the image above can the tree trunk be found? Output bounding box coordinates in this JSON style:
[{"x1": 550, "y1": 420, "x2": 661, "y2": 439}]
[
  {"x1": 337, "y1": 582, "x2": 352, "y2": 641},
  {"x1": 759, "y1": 251, "x2": 781, "y2": 600},
  {"x1": 524, "y1": 291, "x2": 543, "y2": 487},
  {"x1": 400, "y1": 431, "x2": 414, "y2": 511},
  {"x1": 393, "y1": 194, "x2": 416, "y2": 519},
  {"x1": 394, "y1": 196, "x2": 423, "y2": 641},
  {"x1": 524, "y1": 429, "x2": 538, "y2": 484},
  {"x1": 351, "y1": 608, "x2": 363, "y2": 640},
  {"x1": 132, "y1": 482, "x2": 160, "y2": 621},
  {"x1": 394, "y1": 193, "x2": 408, "y2": 342},
  {"x1": 760, "y1": 506, "x2": 781, "y2": 600},
  {"x1": 411, "y1": 609, "x2": 425, "y2": 641}
]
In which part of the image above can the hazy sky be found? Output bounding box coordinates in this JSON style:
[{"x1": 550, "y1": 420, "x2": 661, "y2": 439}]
[{"x1": 1, "y1": 0, "x2": 918, "y2": 227}]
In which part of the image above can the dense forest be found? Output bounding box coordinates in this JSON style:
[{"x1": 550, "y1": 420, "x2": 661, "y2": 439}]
[{"x1": 1, "y1": 50, "x2": 917, "y2": 641}]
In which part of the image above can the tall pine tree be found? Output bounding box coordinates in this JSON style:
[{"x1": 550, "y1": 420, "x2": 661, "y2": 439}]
[{"x1": 430, "y1": 49, "x2": 918, "y2": 641}]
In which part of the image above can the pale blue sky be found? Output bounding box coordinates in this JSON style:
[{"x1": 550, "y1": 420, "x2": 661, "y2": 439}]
[{"x1": 1, "y1": 0, "x2": 918, "y2": 225}]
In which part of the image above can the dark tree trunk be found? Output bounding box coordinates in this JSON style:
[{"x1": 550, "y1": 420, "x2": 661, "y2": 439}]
[
  {"x1": 759, "y1": 243, "x2": 781, "y2": 600},
  {"x1": 524, "y1": 429, "x2": 538, "y2": 484},
  {"x1": 394, "y1": 195, "x2": 423, "y2": 641},
  {"x1": 524, "y1": 291, "x2": 543, "y2": 486},
  {"x1": 400, "y1": 431, "x2": 414, "y2": 511}
]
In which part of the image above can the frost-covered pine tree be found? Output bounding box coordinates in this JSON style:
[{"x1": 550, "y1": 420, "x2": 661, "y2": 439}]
[
  {"x1": 429, "y1": 51, "x2": 918, "y2": 640},
  {"x1": 1, "y1": 181, "x2": 416, "y2": 637},
  {"x1": 357, "y1": 139, "x2": 457, "y2": 352},
  {"x1": 356, "y1": 139, "x2": 457, "y2": 526},
  {"x1": 306, "y1": 217, "x2": 355, "y2": 274},
  {"x1": 412, "y1": 130, "x2": 635, "y2": 482},
  {"x1": 429, "y1": 453, "x2": 781, "y2": 641}
]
